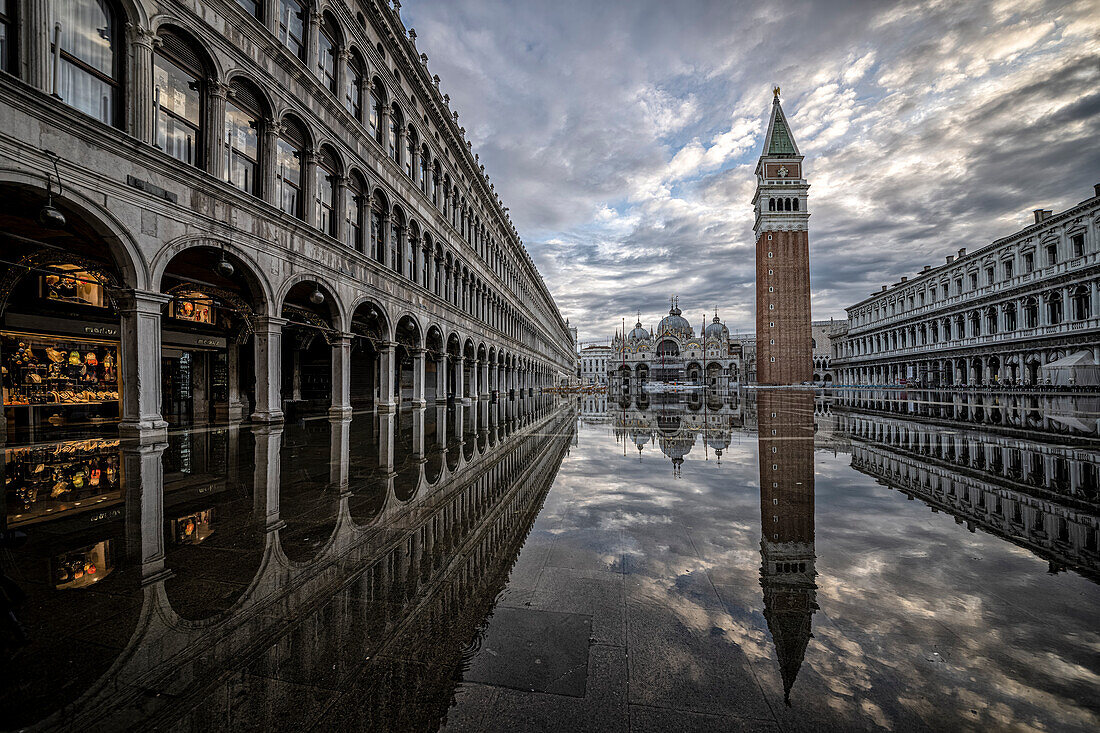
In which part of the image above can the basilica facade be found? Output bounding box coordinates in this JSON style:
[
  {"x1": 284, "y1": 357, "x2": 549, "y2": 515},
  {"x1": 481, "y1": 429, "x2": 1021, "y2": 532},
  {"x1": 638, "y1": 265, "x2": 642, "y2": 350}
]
[{"x1": 609, "y1": 298, "x2": 742, "y2": 393}]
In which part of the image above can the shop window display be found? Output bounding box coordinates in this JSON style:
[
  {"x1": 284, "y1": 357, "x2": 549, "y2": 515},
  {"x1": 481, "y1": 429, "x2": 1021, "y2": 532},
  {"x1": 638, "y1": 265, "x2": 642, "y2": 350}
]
[
  {"x1": 169, "y1": 291, "x2": 215, "y2": 325},
  {"x1": 2, "y1": 333, "x2": 121, "y2": 431},
  {"x1": 171, "y1": 509, "x2": 214, "y2": 545},
  {"x1": 4, "y1": 437, "x2": 122, "y2": 526},
  {"x1": 52, "y1": 541, "x2": 113, "y2": 589},
  {"x1": 41, "y1": 264, "x2": 108, "y2": 308}
]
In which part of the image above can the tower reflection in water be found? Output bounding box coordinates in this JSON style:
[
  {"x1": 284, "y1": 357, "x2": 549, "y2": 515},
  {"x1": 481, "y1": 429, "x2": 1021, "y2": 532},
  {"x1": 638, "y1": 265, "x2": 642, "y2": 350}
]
[
  {"x1": 756, "y1": 390, "x2": 817, "y2": 705},
  {"x1": 0, "y1": 397, "x2": 574, "y2": 731}
]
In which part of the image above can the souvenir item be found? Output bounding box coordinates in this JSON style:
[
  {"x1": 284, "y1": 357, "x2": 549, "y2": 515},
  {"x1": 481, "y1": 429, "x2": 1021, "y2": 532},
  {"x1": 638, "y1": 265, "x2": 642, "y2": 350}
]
[
  {"x1": 85, "y1": 563, "x2": 97, "y2": 575},
  {"x1": 46, "y1": 347, "x2": 66, "y2": 363},
  {"x1": 84, "y1": 352, "x2": 98, "y2": 367},
  {"x1": 29, "y1": 373, "x2": 42, "y2": 384},
  {"x1": 180, "y1": 300, "x2": 195, "y2": 317},
  {"x1": 48, "y1": 363, "x2": 61, "y2": 378},
  {"x1": 89, "y1": 469, "x2": 101, "y2": 487},
  {"x1": 56, "y1": 566, "x2": 71, "y2": 583},
  {"x1": 51, "y1": 480, "x2": 69, "y2": 497},
  {"x1": 72, "y1": 473, "x2": 84, "y2": 489}
]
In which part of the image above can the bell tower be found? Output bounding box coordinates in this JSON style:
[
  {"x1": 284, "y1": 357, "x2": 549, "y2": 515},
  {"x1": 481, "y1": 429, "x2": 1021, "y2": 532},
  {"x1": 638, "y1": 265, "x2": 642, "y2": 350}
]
[{"x1": 754, "y1": 86, "x2": 811, "y2": 386}]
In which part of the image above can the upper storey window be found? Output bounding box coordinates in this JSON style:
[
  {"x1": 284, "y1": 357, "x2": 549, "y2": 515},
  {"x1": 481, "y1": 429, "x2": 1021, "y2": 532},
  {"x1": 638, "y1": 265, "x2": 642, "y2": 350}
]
[
  {"x1": 234, "y1": 0, "x2": 261, "y2": 17},
  {"x1": 280, "y1": 0, "x2": 306, "y2": 61},
  {"x1": 369, "y1": 79, "x2": 385, "y2": 146},
  {"x1": 277, "y1": 117, "x2": 307, "y2": 219},
  {"x1": 345, "y1": 52, "x2": 364, "y2": 120},
  {"x1": 317, "y1": 146, "x2": 340, "y2": 237},
  {"x1": 317, "y1": 15, "x2": 339, "y2": 93},
  {"x1": 389, "y1": 105, "x2": 403, "y2": 163},
  {"x1": 225, "y1": 79, "x2": 265, "y2": 196},
  {"x1": 154, "y1": 30, "x2": 206, "y2": 167},
  {"x1": 51, "y1": 0, "x2": 121, "y2": 126},
  {"x1": 0, "y1": 0, "x2": 14, "y2": 74}
]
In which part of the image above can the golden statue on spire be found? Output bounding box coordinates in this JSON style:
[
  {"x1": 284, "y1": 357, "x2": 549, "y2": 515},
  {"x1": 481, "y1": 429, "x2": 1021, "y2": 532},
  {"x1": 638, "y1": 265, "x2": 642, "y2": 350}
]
[{"x1": 773, "y1": 85, "x2": 781, "y2": 99}]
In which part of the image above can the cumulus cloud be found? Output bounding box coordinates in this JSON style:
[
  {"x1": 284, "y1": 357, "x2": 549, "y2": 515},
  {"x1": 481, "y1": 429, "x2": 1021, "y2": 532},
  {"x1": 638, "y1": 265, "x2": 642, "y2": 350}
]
[{"x1": 406, "y1": 0, "x2": 1100, "y2": 344}]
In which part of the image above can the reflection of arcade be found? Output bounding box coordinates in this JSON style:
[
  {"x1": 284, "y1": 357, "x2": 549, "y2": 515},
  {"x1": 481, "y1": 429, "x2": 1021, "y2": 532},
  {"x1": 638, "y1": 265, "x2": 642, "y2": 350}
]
[
  {"x1": 837, "y1": 406, "x2": 1100, "y2": 581},
  {"x1": 1, "y1": 397, "x2": 572, "y2": 730},
  {"x1": 756, "y1": 391, "x2": 818, "y2": 705}
]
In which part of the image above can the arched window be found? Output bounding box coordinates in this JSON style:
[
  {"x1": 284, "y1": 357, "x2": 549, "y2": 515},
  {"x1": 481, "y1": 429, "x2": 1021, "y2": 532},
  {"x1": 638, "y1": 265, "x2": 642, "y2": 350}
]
[
  {"x1": 390, "y1": 207, "x2": 404, "y2": 274},
  {"x1": 793, "y1": 198, "x2": 799, "y2": 211},
  {"x1": 276, "y1": 116, "x2": 307, "y2": 218},
  {"x1": 420, "y1": 144, "x2": 430, "y2": 195},
  {"x1": 1073, "y1": 285, "x2": 1091, "y2": 320},
  {"x1": 1023, "y1": 297, "x2": 1038, "y2": 328},
  {"x1": 225, "y1": 78, "x2": 265, "y2": 196},
  {"x1": 317, "y1": 13, "x2": 340, "y2": 93},
  {"x1": 1, "y1": 2, "x2": 16, "y2": 74},
  {"x1": 986, "y1": 308, "x2": 997, "y2": 334},
  {"x1": 345, "y1": 172, "x2": 365, "y2": 252},
  {"x1": 389, "y1": 104, "x2": 403, "y2": 163},
  {"x1": 1047, "y1": 292, "x2": 1063, "y2": 324},
  {"x1": 316, "y1": 146, "x2": 340, "y2": 236},
  {"x1": 1004, "y1": 303, "x2": 1017, "y2": 331},
  {"x1": 345, "y1": 51, "x2": 364, "y2": 120},
  {"x1": 369, "y1": 194, "x2": 385, "y2": 263},
  {"x1": 50, "y1": 0, "x2": 122, "y2": 126},
  {"x1": 369, "y1": 79, "x2": 385, "y2": 145},
  {"x1": 406, "y1": 125, "x2": 417, "y2": 179},
  {"x1": 768, "y1": 198, "x2": 775, "y2": 211},
  {"x1": 279, "y1": 0, "x2": 306, "y2": 60},
  {"x1": 154, "y1": 29, "x2": 207, "y2": 167}
]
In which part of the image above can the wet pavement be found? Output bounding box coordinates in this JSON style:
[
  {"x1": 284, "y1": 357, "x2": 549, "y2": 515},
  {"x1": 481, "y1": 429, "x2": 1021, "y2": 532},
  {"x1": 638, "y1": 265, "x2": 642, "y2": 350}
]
[{"x1": 1, "y1": 390, "x2": 1099, "y2": 731}]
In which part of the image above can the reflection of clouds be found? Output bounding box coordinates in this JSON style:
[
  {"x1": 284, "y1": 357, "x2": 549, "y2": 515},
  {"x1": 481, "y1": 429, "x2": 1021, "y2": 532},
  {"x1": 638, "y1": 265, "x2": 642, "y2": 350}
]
[{"x1": 542, "y1": 417, "x2": 1100, "y2": 729}]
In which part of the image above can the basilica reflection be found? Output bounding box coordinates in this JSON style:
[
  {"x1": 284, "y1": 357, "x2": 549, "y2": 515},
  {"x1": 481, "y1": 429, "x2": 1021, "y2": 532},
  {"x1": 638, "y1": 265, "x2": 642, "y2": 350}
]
[{"x1": 0, "y1": 396, "x2": 574, "y2": 730}]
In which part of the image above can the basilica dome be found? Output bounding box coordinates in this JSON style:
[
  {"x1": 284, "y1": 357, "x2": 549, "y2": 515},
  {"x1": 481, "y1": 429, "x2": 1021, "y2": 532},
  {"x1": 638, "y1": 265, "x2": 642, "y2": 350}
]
[
  {"x1": 657, "y1": 299, "x2": 693, "y2": 336},
  {"x1": 705, "y1": 313, "x2": 729, "y2": 339},
  {"x1": 628, "y1": 320, "x2": 650, "y2": 341}
]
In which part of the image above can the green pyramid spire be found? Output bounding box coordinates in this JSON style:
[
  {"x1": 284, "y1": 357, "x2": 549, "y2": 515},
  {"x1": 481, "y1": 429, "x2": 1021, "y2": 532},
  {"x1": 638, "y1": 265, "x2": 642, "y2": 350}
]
[{"x1": 762, "y1": 88, "x2": 800, "y2": 157}]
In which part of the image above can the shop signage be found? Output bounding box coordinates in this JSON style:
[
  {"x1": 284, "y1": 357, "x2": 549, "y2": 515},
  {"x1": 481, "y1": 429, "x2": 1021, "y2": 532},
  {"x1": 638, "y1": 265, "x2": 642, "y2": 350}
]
[
  {"x1": 4, "y1": 313, "x2": 120, "y2": 339},
  {"x1": 163, "y1": 331, "x2": 227, "y2": 349}
]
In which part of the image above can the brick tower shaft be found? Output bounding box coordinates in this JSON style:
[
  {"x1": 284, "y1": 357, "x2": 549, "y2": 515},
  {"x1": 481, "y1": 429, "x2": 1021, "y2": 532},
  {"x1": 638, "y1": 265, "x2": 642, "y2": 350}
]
[{"x1": 753, "y1": 87, "x2": 812, "y2": 386}]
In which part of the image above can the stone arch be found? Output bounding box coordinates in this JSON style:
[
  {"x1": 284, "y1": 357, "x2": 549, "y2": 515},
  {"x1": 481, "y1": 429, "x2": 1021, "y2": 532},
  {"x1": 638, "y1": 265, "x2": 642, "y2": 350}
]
[
  {"x1": 149, "y1": 18, "x2": 226, "y2": 84},
  {"x1": 0, "y1": 169, "x2": 148, "y2": 291},
  {"x1": 151, "y1": 236, "x2": 274, "y2": 313},
  {"x1": 275, "y1": 273, "x2": 346, "y2": 332}
]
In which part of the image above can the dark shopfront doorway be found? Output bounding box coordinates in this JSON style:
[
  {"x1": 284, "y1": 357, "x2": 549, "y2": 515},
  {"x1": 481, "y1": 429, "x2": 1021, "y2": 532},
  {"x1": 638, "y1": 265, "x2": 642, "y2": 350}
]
[{"x1": 162, "y1": 348, "x2": 220, "y2": 426}]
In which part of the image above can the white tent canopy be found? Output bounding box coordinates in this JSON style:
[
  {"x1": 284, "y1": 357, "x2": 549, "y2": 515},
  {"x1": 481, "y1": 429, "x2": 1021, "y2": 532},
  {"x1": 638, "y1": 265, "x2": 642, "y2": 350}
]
[{"x1": 1040, "y1": 350, "x2": 1100, "y2": 386}]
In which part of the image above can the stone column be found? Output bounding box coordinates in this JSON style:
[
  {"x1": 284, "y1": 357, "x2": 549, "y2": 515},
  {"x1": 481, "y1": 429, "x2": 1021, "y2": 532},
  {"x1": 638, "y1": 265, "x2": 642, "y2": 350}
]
[
  {"x1": 490, "y1": 362, "x2": 498, "y2": 398},
  {"x1": 377, "y1": 341, "x2": 396, "y2": 412},
  {"x1": 1091, "y1": 280, "x2": 1100, "y2": 321},
  {"x1": 215, "y1": 343, "x2": 245, "y2": 421},
  {"x1": 122, "y1": 441, "x2": 169, "y2": 582},
  {"x1": 330, "y1": 333, "x2": 353, "y2": 417},
  {"x1": 378, "y1": 411, "x2": 395, "y2": 472},
  {"x1": 261, "y1": 118, "x2": 280, "y2": 205},
  {"x1": 302, "y1": 149, "x2": 319, "y2": 229},
  {"x1": 191, "y1": 351, "x2": 209, "y2": 425},
  {"x1": 411, "y1": 348, "x2": 426, "y2": 406},
  {"x1": 435, "y1": 355, "x2": 448, "y2": 403},
  {"x1": 263, "y1": 0, "x2": 280, "y2": 35},
  {"x1": 412, "y1": 406, "x2": 425, "y2": 457},
  {"x1": 479, "y1": 359, "x2": 488, "y2": 399},
  {"x1": 26, "y1": 0, "x2": 52, "y2": 93},
  {"x1": 252, "y1": 425, "x2": 283, "y2": 530},
  {"x1": 335, "y1": 48, "x2": 349, "y2": 105},
  {"x1": 1062, "y1": 287, "x2": 1072, "y2": 324},
  {"x1": 128, "y1": 24, "x2": 157, "y2": 142},
  {"x1": 307, "y1": 10, "x2": 321, "y2": 69},
  {"x1": 333, "y1": 175, "x2": 348, "y2": 243},
  {"x1": 329, "y1": 416, "x2": 351, "y2": 492},
  {"x1": 118, "y1": 290, "x2": 171, "y2": 442},
  {"x1": 455, "y1": 356, "x2": 466, "y2": 402},
  {"x1": 380, "y1": 211, "x2": 392, "y2": 269},
  {"x1": 252, "y1": 316, "x2": 287, "y2": 423},
  {"x1": 469, "y1": 358, "x2": 480, "y2": 401},
  {"x1": 435, "y1": 403, "x2": 447, "y2": 448},
  {"x1": 208, "y1": 80, "x2": 229, "y2": 180}
]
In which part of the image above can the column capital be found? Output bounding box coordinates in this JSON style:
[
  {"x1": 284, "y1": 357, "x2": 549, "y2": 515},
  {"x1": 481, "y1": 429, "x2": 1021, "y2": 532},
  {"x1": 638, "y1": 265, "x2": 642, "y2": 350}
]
[
  {"x1": 117, "y1": 289, "x2": 172, "y2": 313},
  {"x1": 127, "y1": 23, "x2": 159, "y2": 50},
  {"x1": 253, "y1": 315, "x2": 289, "y2": 336},
  {"x1": 379, "y1": 340, "x2": 398, "y2": 351}
]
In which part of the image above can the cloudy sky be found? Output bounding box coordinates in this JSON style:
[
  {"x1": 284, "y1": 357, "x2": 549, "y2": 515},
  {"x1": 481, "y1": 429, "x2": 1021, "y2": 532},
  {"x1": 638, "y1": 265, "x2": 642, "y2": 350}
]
[{"x1": 404, "y1": 0, "x2": 1100, "y2": 345}]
